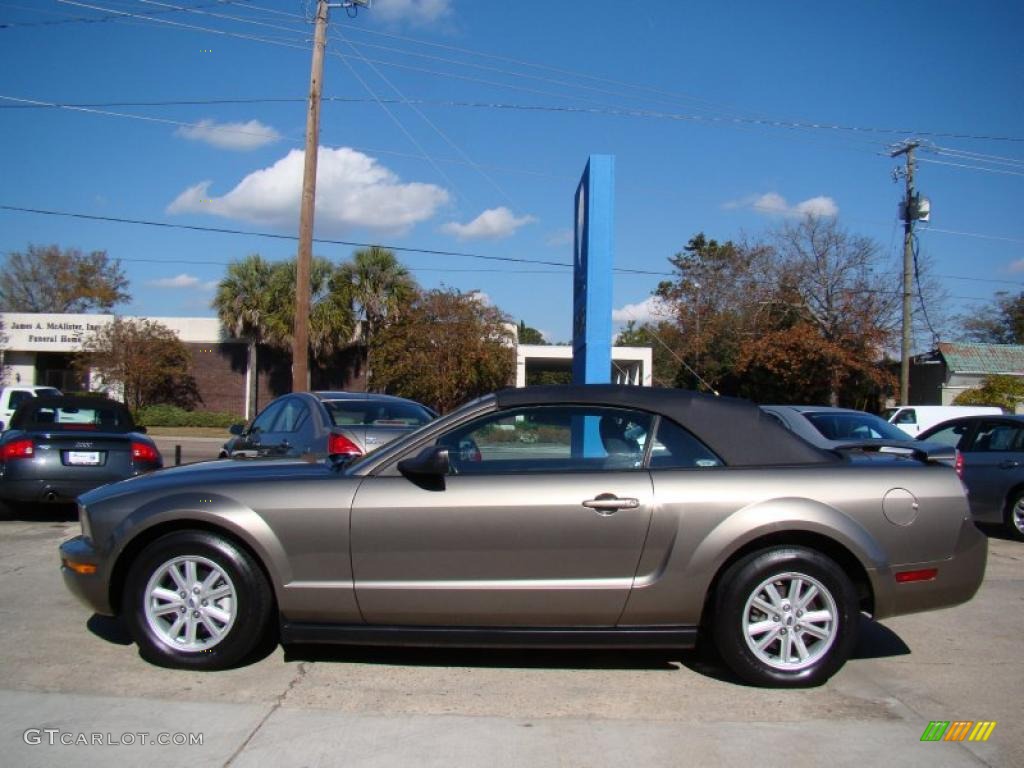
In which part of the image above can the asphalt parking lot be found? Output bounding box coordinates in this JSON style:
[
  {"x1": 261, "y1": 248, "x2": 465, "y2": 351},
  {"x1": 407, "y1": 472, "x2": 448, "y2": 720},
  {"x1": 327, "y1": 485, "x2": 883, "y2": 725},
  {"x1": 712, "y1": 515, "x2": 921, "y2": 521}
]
[{"x1": 0, "y1": 505, "x2": 1021, "y2": 768}]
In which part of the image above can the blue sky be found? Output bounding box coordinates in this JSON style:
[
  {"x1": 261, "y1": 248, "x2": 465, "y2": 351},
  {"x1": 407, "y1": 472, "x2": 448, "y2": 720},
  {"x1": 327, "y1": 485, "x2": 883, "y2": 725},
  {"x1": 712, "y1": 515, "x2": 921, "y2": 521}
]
[{"x1": 1, "y1": 0, "x2": 1022, "y2": 344}]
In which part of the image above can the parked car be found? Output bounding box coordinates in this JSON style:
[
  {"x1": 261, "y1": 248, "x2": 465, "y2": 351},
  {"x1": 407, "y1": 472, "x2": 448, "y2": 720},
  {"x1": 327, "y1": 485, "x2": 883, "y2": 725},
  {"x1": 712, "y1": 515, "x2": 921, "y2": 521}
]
[
  {"x1": 761, "y1": 405, "x2": 925, "y2": 451},
  {"x1": 882, "y1": 405, "x2": 1003, "y2": 437},
  {"x1": 0, "y1": 385, "x2": 62, "y2": 430},
  {"x1": 1, "y1": 396, "x2": 161, "y2": 514},
  {"x1": 917, "y1": 414, "x2": 1024, "y2": 539},
  {"x1": 60, "y1": 385, "x2": 985, "y2": 687},
  {"x1": 219, "y1": 391, "x2": 437, "y2": 460}
]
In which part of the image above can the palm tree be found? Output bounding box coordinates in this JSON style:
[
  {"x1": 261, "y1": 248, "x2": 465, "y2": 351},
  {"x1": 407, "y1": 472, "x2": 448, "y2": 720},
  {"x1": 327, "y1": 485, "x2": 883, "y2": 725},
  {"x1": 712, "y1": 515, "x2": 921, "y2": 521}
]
[
  {"x1": 338, "y1": 246, "x2": 417, "y2": 388},
  {"x1": 265, "y1": 257, "x2": 355, "y2": 365},
  {"x1": 212, "y1": 254, "x2": 275, "y2": 420}
]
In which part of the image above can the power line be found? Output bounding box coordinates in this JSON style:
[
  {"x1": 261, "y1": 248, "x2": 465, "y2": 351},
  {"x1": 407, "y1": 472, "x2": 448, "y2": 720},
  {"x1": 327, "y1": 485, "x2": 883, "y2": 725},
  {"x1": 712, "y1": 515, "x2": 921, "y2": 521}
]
[
  {"x1": 0, "y1": 203, "x2": 671, "y2": 276},
  {"x1": 917, "y1": 157, "x2": 1024, "y2": 177},
  {"x1": 0, "y1": 0, "x2": 233, "y2": 28}
]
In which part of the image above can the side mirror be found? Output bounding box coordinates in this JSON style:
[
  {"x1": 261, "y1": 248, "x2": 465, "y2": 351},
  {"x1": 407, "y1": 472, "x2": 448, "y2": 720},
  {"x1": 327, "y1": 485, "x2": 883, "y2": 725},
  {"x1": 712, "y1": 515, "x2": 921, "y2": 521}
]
[
  {"x1": 398, "y1": 445, "x2": 450, "y2": 478},
  {"x1": 229, "y1": 423, "x2": 245, "y2": 436},
  {"x1": 136, "y1": 425, "x2": 148, "y2": 434}
]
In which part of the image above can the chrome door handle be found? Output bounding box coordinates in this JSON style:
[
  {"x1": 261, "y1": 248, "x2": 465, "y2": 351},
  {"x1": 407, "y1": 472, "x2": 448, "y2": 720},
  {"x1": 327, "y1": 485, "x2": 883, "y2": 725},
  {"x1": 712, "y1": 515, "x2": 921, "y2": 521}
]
[
  {"x1": 583, "y1": 494, "x2": 640, "y2": 514},
  {"x1": 999, "y1": 459, "x2": 1021, "y2": 469}
]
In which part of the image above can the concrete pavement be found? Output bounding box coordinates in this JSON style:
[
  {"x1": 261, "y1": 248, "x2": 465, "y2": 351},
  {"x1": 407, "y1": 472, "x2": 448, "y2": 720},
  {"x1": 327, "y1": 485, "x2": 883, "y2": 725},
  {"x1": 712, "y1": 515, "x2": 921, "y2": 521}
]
[{"x1": 1, "y1": 519, "x2": 1021, "y2": 767}]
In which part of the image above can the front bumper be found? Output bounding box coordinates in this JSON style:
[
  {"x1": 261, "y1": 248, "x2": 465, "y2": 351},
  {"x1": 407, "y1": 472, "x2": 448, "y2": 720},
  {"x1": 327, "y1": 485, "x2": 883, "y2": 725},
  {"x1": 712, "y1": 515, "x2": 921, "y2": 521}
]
[
  {"x1": 59, "y1": 535, "x2": 114, "y2": 616},
  {"x1": 872, "y1": 518, "x2": 988, "y2": 620}
]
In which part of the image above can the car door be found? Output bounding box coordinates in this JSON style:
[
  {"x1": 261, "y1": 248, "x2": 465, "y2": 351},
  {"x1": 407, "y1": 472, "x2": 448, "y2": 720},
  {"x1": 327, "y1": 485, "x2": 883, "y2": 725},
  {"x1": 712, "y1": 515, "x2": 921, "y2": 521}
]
[
  {"x1": 959, "y1": 419, "x2": 1024, "y2": 522},
  {"x1": 239, "y1": 399, "x2": 286, "y2": 457},
  {"x1": 267, "y1": 397, "x2": 312, "y2": 457},
  {"x1": 350, "y1": 404, "x2": 656, "y2": 627}
]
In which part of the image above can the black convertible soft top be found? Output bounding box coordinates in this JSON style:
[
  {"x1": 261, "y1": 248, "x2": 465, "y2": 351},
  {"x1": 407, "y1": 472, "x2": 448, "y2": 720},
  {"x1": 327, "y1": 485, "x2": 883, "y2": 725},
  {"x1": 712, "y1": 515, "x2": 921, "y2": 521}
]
[{"x1": 496, "y1": 385, "x2": 837, "y2": 467}]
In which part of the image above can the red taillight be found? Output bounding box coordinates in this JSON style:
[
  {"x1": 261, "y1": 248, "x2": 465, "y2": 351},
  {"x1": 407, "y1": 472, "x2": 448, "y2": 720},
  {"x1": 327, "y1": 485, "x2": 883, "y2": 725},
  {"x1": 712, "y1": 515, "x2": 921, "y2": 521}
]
[
  {"x1": 1, "y1": 438, "x2": 35, "y2": 460},
  {"x1": 131, "y1": 441, "x2": 160, "y2": 464},
  {"x1": 895, "y1": 568, "x2": 939, "y2": 583},
  {"x1": 328, "y1": 433, "x2": 363, "y2": 457},
  {"x1": 954, "y1": 450, "x2": 964, "y2": 479}
]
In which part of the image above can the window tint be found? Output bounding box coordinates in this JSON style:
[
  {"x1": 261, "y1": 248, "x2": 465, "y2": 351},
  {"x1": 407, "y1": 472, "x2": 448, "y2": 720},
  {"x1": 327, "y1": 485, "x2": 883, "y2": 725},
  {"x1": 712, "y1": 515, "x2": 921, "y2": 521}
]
[
  {"x1": 9, "y1": 391, "x2": 32, "y2": 409},
  {"x1": 16, "y1": 402, "x2": 134, "y2": 431},
  {"x1": 803, "y1": 412, "x2": 908, "y2": 441},
  {"x1": 325, "y1": 400, "x2": 433, "y2": 427},
  {"x1": 272, "y1": 398, "x2": 309, "y2": 433},
  {"x1": 971, "y1": 422, "x2": 1024, "y2": 452},
  {"x1": 437, "y1": 406, "x2": 652, "y2": 474},
  {"x1": 251, "y1": 400, "x2": 285, "y2": 433},
  {"x1": 892, "y1": 409, "x2": 917, "y2": 425},
  {"x1": 922, "y1": 422, "x2": 971, "y2": 449},
  {"x1": 649, "y1": 418, "x2": 723, "y2": 469}
]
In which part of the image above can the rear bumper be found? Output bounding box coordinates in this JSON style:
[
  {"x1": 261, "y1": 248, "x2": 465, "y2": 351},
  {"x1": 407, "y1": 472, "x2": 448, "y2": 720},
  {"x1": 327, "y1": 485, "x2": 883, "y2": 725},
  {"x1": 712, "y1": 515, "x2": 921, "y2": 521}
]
[
  {"x1": 0, "y1": 478, "x2": 113, "y2": 504},
  {"x1": 59, "y1": 535, "x2": 114, "y2": 615},
  {"x1": 872, "y1": 519, "x2": 988, "y2": 620}
]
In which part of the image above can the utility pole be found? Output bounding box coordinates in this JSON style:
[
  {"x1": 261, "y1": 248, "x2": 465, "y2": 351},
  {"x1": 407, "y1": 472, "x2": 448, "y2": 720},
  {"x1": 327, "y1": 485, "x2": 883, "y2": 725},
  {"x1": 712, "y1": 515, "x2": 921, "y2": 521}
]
[
  {"x1": 891, "y1": 140, "x2": 919, "y2": 406},
  {"x1": 293, "y1": 0, "x2": 369, "y2": 393}
]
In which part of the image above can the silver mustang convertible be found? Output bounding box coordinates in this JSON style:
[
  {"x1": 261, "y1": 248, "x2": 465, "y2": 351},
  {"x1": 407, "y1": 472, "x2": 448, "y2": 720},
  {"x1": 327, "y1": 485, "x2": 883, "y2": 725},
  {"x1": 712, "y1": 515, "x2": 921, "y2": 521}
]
[{"x1": 59, "y1": 386, "x2": 986, "y2": 687}]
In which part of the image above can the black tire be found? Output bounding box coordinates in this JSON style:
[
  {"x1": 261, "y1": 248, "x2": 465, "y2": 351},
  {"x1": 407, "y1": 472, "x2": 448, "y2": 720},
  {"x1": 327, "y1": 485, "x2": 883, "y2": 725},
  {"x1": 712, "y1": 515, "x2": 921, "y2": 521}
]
[
  {"x1": 122, "y1": 530, "x2": 275, "y2": 670},
  {"x1": 0, "y1": 497, "x2": 12, "y2": 520},
  {"x1": 1005, "y1": 490, "x2": 1024, "y2": 541},
  {"x1": 712, "y1": 546, "x2": 858, "y2": 688}
]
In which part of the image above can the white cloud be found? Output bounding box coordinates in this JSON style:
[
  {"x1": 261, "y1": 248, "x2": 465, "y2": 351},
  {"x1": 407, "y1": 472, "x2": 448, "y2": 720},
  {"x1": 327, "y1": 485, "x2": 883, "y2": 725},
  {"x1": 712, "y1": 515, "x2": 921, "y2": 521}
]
[
  {"x1": 167, "y1": 147, "x2": 449, "y2": 234},
  {"x1": 724, "y1": 192, "x2": 839, "y2": 218},
  {"x1": 442, "y1": 207, "x2": 536, "y2": 240},
  {"x1": 372, "y1": 0, "x2": 452, "y2": 24},
  {"x1": 545, "y1": 228, "x2": 574, "y2": 247},
  {"x1": 612, "y1": 296, "x2": 671, "y2": 326},
  {"x1": 175, "y1": 119, "x2": 281, "y2": 151},
  {"x1": 147, "y1": 273, "x2": 200, "y2": 288}
]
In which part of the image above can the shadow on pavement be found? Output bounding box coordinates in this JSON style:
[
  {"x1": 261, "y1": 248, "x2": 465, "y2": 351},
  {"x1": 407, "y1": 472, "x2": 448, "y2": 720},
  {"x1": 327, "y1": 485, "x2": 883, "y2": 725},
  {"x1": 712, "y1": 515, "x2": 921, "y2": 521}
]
[
  {"x1": 87, "y1": 614, "x2": 133, "y2": 646},
  {"x1": 0, "y1": 501, "x2": 77, "y2": 523},
  {"x1": 851, "y1": 615, "x2": 910, "y2": 660},
  {"x1": 977, "y1": 523, "x2": 1023, "y2": 544}
]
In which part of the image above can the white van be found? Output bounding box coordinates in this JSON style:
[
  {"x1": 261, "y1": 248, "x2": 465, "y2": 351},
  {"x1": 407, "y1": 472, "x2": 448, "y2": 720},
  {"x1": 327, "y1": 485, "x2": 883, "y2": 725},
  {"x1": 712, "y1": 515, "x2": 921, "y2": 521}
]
[{"x1": 883, "y1": 405, "x2": 1004, "y2": 437}]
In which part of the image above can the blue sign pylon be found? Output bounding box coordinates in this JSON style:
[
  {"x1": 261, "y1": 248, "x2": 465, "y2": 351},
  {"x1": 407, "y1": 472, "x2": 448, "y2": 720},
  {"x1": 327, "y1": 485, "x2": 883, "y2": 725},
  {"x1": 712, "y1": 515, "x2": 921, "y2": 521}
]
[
  {"x1": 572, "y1": 154, "x2": 615, "y2": 386},
  {"x1": 571, "y1": 155, "x2": 615, "y2": 458}
]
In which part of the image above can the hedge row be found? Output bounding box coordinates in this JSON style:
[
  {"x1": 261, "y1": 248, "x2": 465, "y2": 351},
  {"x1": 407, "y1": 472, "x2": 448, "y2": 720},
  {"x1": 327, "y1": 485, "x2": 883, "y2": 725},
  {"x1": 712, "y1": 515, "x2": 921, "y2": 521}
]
[{"x1": 135, "y1": 404, "x2": 241, "y2": 428}]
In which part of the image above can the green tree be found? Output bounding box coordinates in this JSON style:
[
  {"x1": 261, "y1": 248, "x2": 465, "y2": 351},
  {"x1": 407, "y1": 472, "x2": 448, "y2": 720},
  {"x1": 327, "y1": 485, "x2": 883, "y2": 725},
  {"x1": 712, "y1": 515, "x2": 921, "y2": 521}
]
[
  {"x1": 0, "y1": 244, "x2": 129, "y2": 312},
  {"x1": 338, "y1": 246, "x2": 417, "y2": 388},
  {"x1": 517, "y1": 320, "x2": 546, "y2": 345},
  {"x1": 212, "y1": 254, "x2": 275, "y2": 420},
  {"x1": 954, "y1": 375, "x2": 1024, "y2": 411},
  {"x1": 372, "y1": 288, "x2": 515, "y2": 413},
  {"x1": 78, "y1": 318, "x2": 198, "y2": 411},
  {"x1": 961, "y1": 292, "x2": 1024, "y2": 345},
  {"x1": 264, "y1": 257, "x2": 355, "y2": 364}
]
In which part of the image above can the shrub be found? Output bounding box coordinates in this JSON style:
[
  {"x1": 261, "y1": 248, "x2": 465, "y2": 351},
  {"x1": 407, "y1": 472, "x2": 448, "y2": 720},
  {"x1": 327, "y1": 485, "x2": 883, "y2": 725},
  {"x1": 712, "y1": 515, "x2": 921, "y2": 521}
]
[{"x1": 135, "y1": 404, "x2": 240, "y2": 428}]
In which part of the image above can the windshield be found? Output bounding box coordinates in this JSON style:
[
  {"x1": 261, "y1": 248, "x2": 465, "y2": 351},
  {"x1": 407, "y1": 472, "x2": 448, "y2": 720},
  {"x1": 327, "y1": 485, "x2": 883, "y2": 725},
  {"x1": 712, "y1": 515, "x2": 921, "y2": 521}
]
[
  {"x1": 14, "y1": 401, "x2": 135, "y2": 432},
  {"x1": 804, "y1": 411, "x2": 910, "y2": 442}
]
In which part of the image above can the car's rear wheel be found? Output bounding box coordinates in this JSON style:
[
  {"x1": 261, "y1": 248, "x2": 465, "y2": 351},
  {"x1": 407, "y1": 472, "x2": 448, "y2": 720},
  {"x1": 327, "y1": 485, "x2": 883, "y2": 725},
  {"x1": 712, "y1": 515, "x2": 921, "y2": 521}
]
[
  {"x1": 122, "y1": 530, "x2": 274, "y2": 670},
  {"x1": 712, "y1": 547, "x2": 858, "y2": 687},
  {"x1": 1006, "y1": 490, "x2": 1024, "y2": 541}
]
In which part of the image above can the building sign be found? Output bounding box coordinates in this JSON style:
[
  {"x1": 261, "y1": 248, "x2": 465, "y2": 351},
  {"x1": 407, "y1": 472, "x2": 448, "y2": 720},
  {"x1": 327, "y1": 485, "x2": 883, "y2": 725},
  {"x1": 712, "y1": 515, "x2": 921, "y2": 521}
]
[{"x1": 2, "y1": 314, "x2": 112, "y2": 351}]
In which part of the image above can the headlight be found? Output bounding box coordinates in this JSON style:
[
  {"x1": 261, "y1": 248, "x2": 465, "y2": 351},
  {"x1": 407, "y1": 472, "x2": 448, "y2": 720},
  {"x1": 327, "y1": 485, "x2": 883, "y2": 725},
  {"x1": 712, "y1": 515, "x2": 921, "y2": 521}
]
[{"x1": 78, "y1": 503, "x2": 93, "y2": 541}]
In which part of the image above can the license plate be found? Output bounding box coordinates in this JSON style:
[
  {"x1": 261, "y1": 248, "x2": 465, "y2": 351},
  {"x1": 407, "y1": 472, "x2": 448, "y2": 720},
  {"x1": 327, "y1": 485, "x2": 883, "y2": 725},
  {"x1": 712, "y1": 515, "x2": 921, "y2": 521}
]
[{"x1": 67, "y1": 451, "x2": 101, "y2": 466}]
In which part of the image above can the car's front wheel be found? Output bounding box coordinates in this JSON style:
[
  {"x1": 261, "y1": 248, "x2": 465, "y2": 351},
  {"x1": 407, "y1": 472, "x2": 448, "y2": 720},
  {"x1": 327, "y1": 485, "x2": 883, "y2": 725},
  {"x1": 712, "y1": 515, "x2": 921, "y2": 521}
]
[
  {"x1": 712, "y1": 547, "x2": 858, "y2": 687},
  {"x1": 1005, "y1": 490, "x2": 1024, "y2": 541},
  {"x1": 122, "y1": 530, "x2": 274, "y2": 670}
]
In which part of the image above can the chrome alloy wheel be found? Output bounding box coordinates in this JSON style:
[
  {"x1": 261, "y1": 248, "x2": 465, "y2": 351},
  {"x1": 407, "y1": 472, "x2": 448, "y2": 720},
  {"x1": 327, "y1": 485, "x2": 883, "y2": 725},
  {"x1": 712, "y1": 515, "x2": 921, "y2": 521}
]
[
  {"x1": 143, "y1": 555, "x2": 237, "y2": 652},
  {"x1": 1013, "y1": 497, "x2": 1024, "y2": 535},
  {"x1": 741, "y1": 571, "x2": 838, "y2": 671}
]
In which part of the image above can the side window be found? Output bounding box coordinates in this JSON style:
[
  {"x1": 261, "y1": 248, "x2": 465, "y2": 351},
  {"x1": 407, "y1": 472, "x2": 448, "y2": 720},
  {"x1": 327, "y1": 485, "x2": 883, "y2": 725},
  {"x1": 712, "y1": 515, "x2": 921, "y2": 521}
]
[
  {"x1": 893, "y1": 409, "x2": 917, "y2": 425},
  {"x1": 923, "y1": 422, "x2": 971, "y2": 449},
  {"x1": 9, "y1": 391, "x2": 31, "y2": 409},
  {"x1": 250, "y1": 400, "x2": 285, "y2": 434},
  {"x1": 273, "y1": 399, "x2": 308, "y2": 433},
  {"x1": 649, "y1": 418, "x2": 723, "y2": 469},
  {"x1": 972, "y1": 422, "x2": 1024, "y2": 452},
  {"x1": 437, "y1": 406, "x2": 652, "y2": 474}
]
